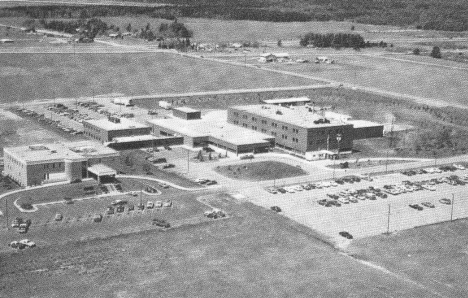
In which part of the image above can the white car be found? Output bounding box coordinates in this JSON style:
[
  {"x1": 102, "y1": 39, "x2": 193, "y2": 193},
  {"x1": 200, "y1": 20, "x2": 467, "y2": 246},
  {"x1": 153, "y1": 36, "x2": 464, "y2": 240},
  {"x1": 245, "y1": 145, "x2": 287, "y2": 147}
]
[
  {"x1": 19, "y1": 239, "x2": 36, "y2": 247},
  {"x1": 422, "y1": 184, "x2": 436, "y2": 191},
  {"x1": 453, "y1": 164, "x2": 466, "y2": 170},
  {"x1": 292, "y1": 185, "x2": 303, "y2": 191},
  {"x1": 155, "y1": 201, "x2": 163, "y2": 208},
  {"x1": 284, "y1": 187, "x2": 296, "y2": 193},
  {"x1": 337, "y1": 197, "x2": 349, "y2": 204},
  {"x1": 329, "y1": 181, "x2": 339, "y2": 187},
  {"x1": 162, "y1": 200, "x2": 172, "y2": 207}
]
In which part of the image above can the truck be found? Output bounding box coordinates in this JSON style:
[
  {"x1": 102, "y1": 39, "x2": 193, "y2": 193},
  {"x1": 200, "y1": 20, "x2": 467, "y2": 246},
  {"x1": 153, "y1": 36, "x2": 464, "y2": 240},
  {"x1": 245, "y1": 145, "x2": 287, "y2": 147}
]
[
  {"x1": 159, "y1": 100, "x2": 172, "y2": 110},
  {"x1": 112, "y1": 98, "x2": 134, "y2": 106}
]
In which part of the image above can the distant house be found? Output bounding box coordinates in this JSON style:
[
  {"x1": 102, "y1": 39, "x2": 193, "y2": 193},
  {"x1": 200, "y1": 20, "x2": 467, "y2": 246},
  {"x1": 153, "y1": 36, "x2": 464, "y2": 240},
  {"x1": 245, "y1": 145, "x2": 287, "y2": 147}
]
[
  {"x1": 231, "y1": 43, "x2": 243, "y2": 49},
  {"x1": 315, "y1": 56, "x2": 335, "y2": 64},
  {"x1": 258, "y1": 53, "x2": 290, "y2": 63}
]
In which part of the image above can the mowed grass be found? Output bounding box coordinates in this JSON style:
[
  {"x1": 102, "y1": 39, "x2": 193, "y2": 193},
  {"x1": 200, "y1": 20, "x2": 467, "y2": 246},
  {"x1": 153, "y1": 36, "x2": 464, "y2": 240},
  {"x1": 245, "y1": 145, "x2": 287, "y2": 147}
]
[
  {"x1": 0, "y1": 52, "x2": 315, "y2": 103},
  {"x1": 259, "y1": 53, "x2": 468, "y2": 106},
  {"x1": 215, "y1": 161, "x2": 307, "y2": 181},
  {"x1": 0, "y1": 194, "x2": 434, "y2": 297},
  {"x1": 350, "y1": 219, "x2": 468, "y2": 297}
]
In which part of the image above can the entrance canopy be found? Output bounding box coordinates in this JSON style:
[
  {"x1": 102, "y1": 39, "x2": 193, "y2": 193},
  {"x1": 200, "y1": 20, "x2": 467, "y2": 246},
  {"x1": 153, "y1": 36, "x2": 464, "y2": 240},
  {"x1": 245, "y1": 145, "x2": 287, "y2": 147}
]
[{"x1": 88, "y1": 164, "x2": 117, "y2": 177}]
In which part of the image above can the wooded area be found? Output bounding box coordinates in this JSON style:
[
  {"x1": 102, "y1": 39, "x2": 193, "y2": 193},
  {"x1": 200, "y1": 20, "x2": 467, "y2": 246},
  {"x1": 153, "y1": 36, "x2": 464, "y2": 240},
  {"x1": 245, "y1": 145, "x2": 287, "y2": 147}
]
[{"x1": 1, "y1": 0, "x2": 467, "y2": 31}]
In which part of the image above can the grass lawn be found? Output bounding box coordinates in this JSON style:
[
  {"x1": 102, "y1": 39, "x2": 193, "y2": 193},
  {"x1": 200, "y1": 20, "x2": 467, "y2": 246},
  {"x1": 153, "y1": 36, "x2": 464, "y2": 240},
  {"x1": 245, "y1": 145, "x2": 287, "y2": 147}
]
[
  {"x1": 103, "y1": 149, "x2": 200, "y2": 189},
  {"x1": 0, "y1": 194, "x2": 435, "y2": 297},
  {"x1": 215, "y1": 161, "x2": 307, "y2": 181},
  {"x1": 349, "y1": 219, "x2": 468, "y2": 297},
  {"x1": 0, "y1": 52, "x2": 316, "y2": 104}
]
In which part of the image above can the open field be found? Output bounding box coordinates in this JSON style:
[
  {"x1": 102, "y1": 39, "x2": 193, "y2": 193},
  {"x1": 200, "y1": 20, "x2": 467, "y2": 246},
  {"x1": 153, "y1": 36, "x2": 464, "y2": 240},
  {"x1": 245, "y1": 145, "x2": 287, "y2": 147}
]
[
  {"x1": 215, "y1": 161, "x2": 308, "y2": 181},
  {"x1": 0, "y1": 52, "x2": 317, "y2": 104},
  {"x1": 350, "y1": 218, "x2": 468, "y2": 297},
  {"x1": 226, "y1": 52, "x2": 468, "y2": 106},
  {"x1": 0, "y1": 193, "x2": 440, "y2": 297}
]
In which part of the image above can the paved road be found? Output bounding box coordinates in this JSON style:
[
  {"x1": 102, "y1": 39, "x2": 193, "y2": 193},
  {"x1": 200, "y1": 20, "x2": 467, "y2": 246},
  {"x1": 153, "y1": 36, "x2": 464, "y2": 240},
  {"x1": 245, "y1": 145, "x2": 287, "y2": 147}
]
[{"x1": 1, "y1": 0, "x2": 173, "y2": 7}]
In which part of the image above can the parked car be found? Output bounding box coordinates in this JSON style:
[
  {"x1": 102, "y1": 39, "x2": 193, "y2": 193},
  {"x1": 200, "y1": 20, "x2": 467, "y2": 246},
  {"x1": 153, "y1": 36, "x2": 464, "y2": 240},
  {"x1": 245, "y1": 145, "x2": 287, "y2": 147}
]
[
  {"x1": 409, "y1": 204, "x2": 423, "y2": 211},
  {"x1": 137, "y1": 203, "x2": 145, "y2": 210},
  {"x1": 421, "y1": 202, "x2": 435, "y2": 208},
  {"x1": 111, "y1": 199, "x2": 127, "y2": 206},
  {"x1": 54, "y1": 213, "x2": 63, "y2": 221},
  {"x1": 162, "y1": 200, "x2": 172, "y2": 207},
  {"x1": 155, "y1": 201, "x2": 163, "y2": 208},
  {"x1": 19, "y1": 239, "x2": 36, "y2": 248},
  {"x1": 146, "y1": 201, "x2": 154, "y2": 209},
  {"x1": 116, "y1": 205, "x2": 125, "y2": 213},
  {"x1": 11, "y1": 217, "x2": 22, "y2": 228},
  {"x1": 152, "y1": 218, "x2": 170, "y2": 228},
  {"x1": 127, "y1": 205, "x2": 135, "y2": 211},
  {"x1": 339, "y1": 231, "x2": 353, "y2": 239},
  {"x1": 93, "y1": 214, "x2": 103, "y2": 222},
  {"x1": 270, "y1": 206, "x2": 282, "y2": 212},
  {"x1": 439, "y1": 198, "x2": 452, "y2": 205},
  {"x1": 266, "y1": 187, "x2": 278, "y2": 194},
  {"x1": 106, "y1": 206, "x2": 115, "y2": 215},
  {"x1": 158, "y1": 183, "x2": 170, "y2": 189},
  {"x1": 205, "y1": 180, "x2": 218, "y2": 185}
]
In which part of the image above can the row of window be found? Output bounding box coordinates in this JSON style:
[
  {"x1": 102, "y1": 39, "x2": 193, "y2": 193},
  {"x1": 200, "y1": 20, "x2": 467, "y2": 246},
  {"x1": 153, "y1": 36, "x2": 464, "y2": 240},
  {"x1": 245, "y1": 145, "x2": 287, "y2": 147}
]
[
  {"x1": 43, "y1": 163, "x2": 62, "y2": 169},
  {"x1": 232, "y1": 112, "x2": 300, "y2": 133}
]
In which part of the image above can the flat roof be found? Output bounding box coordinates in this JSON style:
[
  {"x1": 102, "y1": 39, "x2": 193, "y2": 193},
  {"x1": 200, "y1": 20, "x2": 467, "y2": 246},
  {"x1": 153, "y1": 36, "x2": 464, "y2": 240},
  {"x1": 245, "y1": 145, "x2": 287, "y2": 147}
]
[
  {"x1": 110, "y1": 135, "x2": 163, "y2": 143},
  {"x1": 4, "y1": 141, "x2": 118, "y2": 164},
  {"x1": 88, "y1": 164, "x2": 117, "y2": 176},
  {"x1": 231, "y1": 104, "x2": 350, "y2": 128},
  {"x1": 263, "y1": 97, "x2": 311, "y2": 104},
  {"x1": 348, "y1": 120, "x2": 384, "y2": 128},
  {"x1": 148, "y1": 111, "x2": 273, "y2": 146},
  {"x1": 173, "y1": 107, "x2": 200, "y2": 113},
  {"x1": 84, "y1": 118, "x2": 149, "y2": 131}
]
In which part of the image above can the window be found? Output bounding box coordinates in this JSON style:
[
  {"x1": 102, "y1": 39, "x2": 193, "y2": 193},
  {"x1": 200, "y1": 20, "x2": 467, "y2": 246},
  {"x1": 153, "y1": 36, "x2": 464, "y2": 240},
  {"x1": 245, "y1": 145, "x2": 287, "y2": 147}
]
[
  {"x1": 261, "y1": 120, "x2": 267, "y2": 124},
  {"x1": 252, "y1": 117, "x2": 257, "y2": 122},
  {"x1": 293, "y1": 128, "x2": 299, "y2": 133},
  {"x1": 271, "y1": 131, "x2": 277, "y2": 136},
  {"x1": 234, "y1": 112, "x2": 239, "y2": 117},
  {"x1": 282, "y1": 125, "x2": 288, "y2": 130},
  {"x1": 261, "y1": 129, "x2": 266, "y2": 133},
  {"x1": 242, "y1": 115, "x2": 248, "y2": 119},
  {"x1": 234, "y1": 120, "x2": 239, "y2": 124},
  {"x1": 242, "y1": 123, "x2": 247, "y2": 127},
  {"x1": 252, "y1": 125, "x2": 257, "y2": 130}
]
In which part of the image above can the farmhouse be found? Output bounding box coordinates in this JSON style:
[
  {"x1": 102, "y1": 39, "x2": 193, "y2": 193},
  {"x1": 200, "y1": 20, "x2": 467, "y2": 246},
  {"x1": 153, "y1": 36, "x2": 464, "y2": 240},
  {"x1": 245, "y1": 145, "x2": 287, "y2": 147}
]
[
  {"x1": 3, "y1": 141, "x2": 119, "y2": 186},
  {"x1": 258, "y1": 53, "x2": 291, "y2": 63},
  {"x1": 83, "y1": 117, "x2": 152, "y2": 143}
]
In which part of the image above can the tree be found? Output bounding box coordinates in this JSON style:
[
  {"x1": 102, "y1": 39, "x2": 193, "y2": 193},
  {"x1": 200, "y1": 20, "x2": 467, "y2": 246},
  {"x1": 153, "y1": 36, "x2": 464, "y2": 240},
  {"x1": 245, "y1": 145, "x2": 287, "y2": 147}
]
[
  {"x1": 142, "y1": 163, "x2": 151, "y2": 173},
  {"x1": 430, "y1": 46, "x2": 442, "y2": 58},
  {"x1": 413, "y1": 48, "x2": 421, "y2": 55},
  {"x1": 277, "y1": 39, "x2": 282, "y2": 47},
  {"x1": 350, "y1": 25, "x2": 355, "y2": 31},
  {"x1": 126, "y1": 23, "x2": 132, "y2": 32}
]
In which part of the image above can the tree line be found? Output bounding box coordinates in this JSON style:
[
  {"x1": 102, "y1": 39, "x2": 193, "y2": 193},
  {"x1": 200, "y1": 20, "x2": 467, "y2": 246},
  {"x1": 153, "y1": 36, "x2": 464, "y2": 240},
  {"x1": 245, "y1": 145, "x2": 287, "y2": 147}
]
[
  {"x1": 299, "y1": 33, "x2": 379, "y2": 49},
  {"x1": 40, "y1": 18, "x2": 109, "y2": 39},
  {"x1": 1, "y1": 1, "x2": 468, "y2": 31}
]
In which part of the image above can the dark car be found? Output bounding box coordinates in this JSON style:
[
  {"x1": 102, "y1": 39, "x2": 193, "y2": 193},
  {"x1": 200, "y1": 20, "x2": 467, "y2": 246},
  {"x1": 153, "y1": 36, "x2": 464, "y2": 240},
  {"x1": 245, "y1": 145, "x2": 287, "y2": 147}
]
[
  {"x1": 318, "y1": 199, "x2": 328, "y2": 206},
  {"x1": 276, "y1": 188, "x2": 287, "y2": 194},
  {"x1": 206, "y1": 180, "x2": 218, "y2": 185},
  {"x1": 335, "y1": 179, "x2": 345, "y2": 185},
  {"x1": 152, "y1": 218, "x2": 170, "y2": 228},
  {"x1": 339, "y1": 231, "x2": 353, "y2": 239},
  {"x1": 409, "y1": 204, "x2": 423, "y2": 211},
  {"x1": 270, "y1": 206, "x2": 282, "y2": 213},
  {"x1": 128, "y1": 204, "x2": 135, "y2": 211},
  {"x1": 106, "y1": 207, "x2": 114, "y2": 215},
  {"x1": 116, "y1": 205, "x2": 125, "y2": 213},
  {"x1": 137, "y1": 203, "x2": 145, "y2": 210}
]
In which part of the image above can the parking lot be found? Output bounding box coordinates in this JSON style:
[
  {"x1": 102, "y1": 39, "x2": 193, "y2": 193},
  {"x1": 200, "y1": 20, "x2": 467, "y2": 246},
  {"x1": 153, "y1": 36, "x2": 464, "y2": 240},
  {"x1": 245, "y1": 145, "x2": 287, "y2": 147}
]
[
  {"x1": 0, "y1": 187, "x2": 217, "y2": 252},
  {"x1": 249, "y1": 165, "x2": 468, "y2": 242}
]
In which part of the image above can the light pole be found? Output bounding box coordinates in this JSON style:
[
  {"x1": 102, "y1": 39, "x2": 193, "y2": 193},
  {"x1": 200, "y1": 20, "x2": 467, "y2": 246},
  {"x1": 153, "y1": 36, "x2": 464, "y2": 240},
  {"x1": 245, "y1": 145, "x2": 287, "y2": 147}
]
[
  {"x1": 333, "y1": 134, "x2": 342, "y2": 180},
  {"x1": 451, "y1": 193, "x2": 455, "y2": 221}
]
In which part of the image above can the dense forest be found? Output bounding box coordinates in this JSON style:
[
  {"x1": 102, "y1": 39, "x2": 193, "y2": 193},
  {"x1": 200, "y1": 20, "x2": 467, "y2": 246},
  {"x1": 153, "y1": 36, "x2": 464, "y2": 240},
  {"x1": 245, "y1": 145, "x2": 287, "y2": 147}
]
[{"x1": 1, "y1": 0, "x2": 467, "y2": 31}]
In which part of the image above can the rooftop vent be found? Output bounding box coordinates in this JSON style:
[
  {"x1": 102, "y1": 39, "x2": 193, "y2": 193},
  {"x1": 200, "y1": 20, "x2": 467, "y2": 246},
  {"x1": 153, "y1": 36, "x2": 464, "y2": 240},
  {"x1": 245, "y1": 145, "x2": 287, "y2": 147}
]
[
  {"x1": 108, "y1": 116, "x2": 121, "y2": 124},
  {"x1": 276, "y1": 110, "x2": 283, "y2": 115},
  {"x1": 28, "y1": 145, "x2": 49, "y2": 151}
]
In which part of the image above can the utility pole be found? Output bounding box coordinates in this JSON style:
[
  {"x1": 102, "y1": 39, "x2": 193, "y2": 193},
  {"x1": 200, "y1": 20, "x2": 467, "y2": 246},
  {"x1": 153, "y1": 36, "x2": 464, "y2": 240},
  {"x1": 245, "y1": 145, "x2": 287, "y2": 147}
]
[
  {"x1": 187, "y1": 149, "x2": 190, "y2": 173},
  {"x1": 386, "y1": 204, "x2": 391, "y2": 235},
  {"x1": 5, "y1": 197, "x2": 8, "y2": 230},
  {"x1": 451, "y1": 193, "x2": 455, "y2": 221}
]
